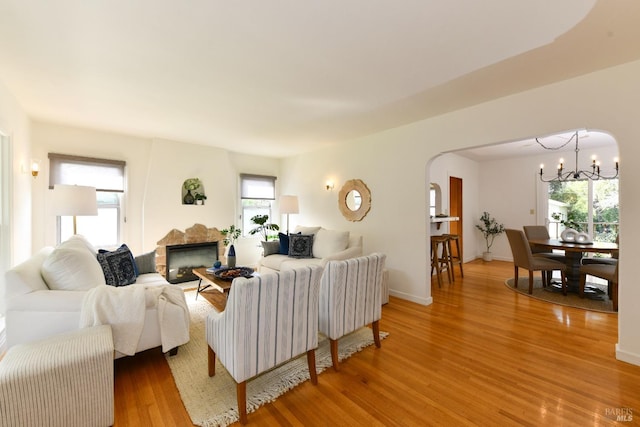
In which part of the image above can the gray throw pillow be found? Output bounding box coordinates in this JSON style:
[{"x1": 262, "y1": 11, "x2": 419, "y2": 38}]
[
  {"x1": 288, "y1": 234, "x2": 314, "y2": 258},
  {"x1": 261, "y1": 241, "x2": 280, "y2": 257},
  {"x1": 134, "y1": 250, "x2": 157, "y2": 275}
]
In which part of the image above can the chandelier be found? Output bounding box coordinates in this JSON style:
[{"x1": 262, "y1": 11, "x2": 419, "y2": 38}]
[{"x1": 538, "y1": 131, "x2": 619, "y2": 182}]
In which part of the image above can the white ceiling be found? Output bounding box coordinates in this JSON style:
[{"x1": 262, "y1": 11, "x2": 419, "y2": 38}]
[
  {"x1": 0, "y1": 0, "x2": 638, "y2": 158},
  {"x1": 454, "y1": 129, "x2": 617, "y2": 162}
]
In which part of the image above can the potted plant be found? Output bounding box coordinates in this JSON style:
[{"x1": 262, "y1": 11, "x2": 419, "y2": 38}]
[
  {"x1": 221, "y1": 225, "x2": 241, "y2": 267},
  {"x1": 248, "y1": 214, "x2": 279, "y2": 241},
  {"x1": 551, "y1": 212, "x2": 581, "y2": 232},
  {"x1": 194, "y1": 192, "x2": 207, "y2": 205},
  {"x1": 476, "y1": 211, "x2": 505, "y2": 261}
]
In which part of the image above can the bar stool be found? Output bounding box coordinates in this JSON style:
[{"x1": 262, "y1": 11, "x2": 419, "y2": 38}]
[
  {"x1": 431, "y1": 235, "x2": 452, "y2": 287},
  {"x1": 443, "y1": 234, "x2": 464, "y2": 280}
]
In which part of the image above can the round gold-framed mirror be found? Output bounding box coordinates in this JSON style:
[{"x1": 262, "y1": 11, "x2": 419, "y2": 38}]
[
  {"x1": 338, "y1": 179, "x2": 371, "y2": 221},
  {"x1": 346, "y1": 190, "x2": 362, "y2": 211}
]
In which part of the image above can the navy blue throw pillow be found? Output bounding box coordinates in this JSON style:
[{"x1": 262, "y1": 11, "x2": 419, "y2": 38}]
[
  {"x1": 278, "y1": 232, "x2": 290, "y2": 255},
  {"x1": 279, "y1": 232, "x2": 301, "y2": 255},
  {"x1": 97, "y1": 244, "x2": 137, "y2": 286}
]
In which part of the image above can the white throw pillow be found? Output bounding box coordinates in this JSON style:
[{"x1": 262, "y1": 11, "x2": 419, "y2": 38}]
[
  {"x1": 312, "y1": 228, "x2": 349, "y2": 259},
  {"x1": 42, "y1": 246, "x2": 106, "y2": 291},
  {"x1": 294, "y1": 225, "x2": 321, "y2": 235},
  {"x1": 67, "y1": 234, "x2": 97, "y2": 253}
]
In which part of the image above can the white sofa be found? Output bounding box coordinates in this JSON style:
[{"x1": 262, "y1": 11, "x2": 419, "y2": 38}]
[
  {"x1": 3, "y1": 235, "x2": 190, "y2": 357},
  {"x1": 259, "y1": 226, "x2": 363, "y2": 274}
]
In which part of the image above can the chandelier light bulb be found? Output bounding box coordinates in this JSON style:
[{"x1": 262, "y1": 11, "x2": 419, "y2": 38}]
[{"x1": 538, "y1": 131, "x2": 618, "y2": 182}]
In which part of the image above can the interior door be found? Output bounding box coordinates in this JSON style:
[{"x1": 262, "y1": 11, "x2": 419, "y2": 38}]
[{"x1": 449, "y1": 176, "x2": 463, "y2": 259}]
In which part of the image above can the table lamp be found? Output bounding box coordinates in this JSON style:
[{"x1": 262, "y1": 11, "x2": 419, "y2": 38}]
[
  {"x1": 280, "y1": 195, "x2": 299, "y2": 234},
  {"x1": 52, "y1": 184, "x2": 98, "y2": 235}
]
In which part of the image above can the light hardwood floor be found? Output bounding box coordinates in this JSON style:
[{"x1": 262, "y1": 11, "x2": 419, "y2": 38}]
[{"x1": 114, "y1": 260, "x2": 640, "y2": 426}]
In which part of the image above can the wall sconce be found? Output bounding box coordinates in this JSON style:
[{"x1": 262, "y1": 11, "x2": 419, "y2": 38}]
[
  {"x1": 30, "y1": 159, "x2": 40, "y2": 178},
  {"x1": 325, "y1": 181, "x2": 334, "y2": 191}
]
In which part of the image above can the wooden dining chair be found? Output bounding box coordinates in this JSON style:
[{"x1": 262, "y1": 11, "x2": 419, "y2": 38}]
[
  {"x1": 579, "y1": 260, "x2": 619, "y2": 311},
  {"x1": 522, "y1": 225, "x2": 566, "y2": 261},
  {"x1": 582, "y1": 235, "x2": 618, "y2": 266},
  {"x1": 505, "y1": 229, "x2": 568, "y2": 295}
]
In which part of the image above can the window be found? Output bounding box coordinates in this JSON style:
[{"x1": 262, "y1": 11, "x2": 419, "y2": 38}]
[
  {"x1": 429, "y1": 183, "x2": 442, "y2": 217},
  {"x1": 49, "y1": 153, "x2": 126, "y2": 247},
  {"x1": 240, "y1": 174, "x2": 276, "y2": 237},
  {"x1": 547, "y1": 179, "x2": 619, "y2": 242}
]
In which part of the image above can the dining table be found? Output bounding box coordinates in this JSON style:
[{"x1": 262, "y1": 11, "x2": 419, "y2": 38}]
[{"x1": 528, "y1": 238, "x2": 619, "y2": 292}]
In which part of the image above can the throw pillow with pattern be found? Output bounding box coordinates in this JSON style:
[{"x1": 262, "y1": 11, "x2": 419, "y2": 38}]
[
  {"x1": 288, "y1": 234, "x2": 314, "y2": 258},
  {"x1": 97, "y1": 244, "x2": 137, "y2": 286}
]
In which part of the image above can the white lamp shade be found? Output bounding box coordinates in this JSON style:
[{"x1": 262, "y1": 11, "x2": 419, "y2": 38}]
[
  {"x1": 280, "y1": 195, "x2": 299, "y2": 214},
  {"x1": 52, "y1": 185, "x2": 98, "y2": 216}
]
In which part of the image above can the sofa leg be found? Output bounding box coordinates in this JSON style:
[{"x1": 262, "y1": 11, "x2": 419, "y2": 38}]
[{"x1": 168, "y1": 347, "x2": 179, "y2": 356}]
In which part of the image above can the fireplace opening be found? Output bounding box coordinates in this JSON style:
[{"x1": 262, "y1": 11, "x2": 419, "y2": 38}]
[{"x1": 165, "y1": 241, "x2": 219, "y2": 284}]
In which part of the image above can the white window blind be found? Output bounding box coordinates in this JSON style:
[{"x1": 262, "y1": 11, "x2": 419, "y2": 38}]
[
  {"x1": 48, "y1": 153, "x2": 126, "y2": 192},
  {"x1": 240, "y1": 174, "x2": 276, "y2": 200},
  {"x1": 48, "y1": 153, "x2": 126, "y2": 247}
]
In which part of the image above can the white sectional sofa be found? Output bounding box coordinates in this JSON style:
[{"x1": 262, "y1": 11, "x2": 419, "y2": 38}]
[
  {"x1": 3, "y1": 235, "x2": 190, "y2": 357},
  {"x1": 259, "y1": 226, "x2": 363, "y2": 274}
]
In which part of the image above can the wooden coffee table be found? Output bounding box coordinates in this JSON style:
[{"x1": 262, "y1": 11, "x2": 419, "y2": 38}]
[
  {"x1": 192, "y1": 267, "x2": 257, "y2": 311},
  {"x1": 192, "y1": 267, "x2": 234, "y2": 311}
]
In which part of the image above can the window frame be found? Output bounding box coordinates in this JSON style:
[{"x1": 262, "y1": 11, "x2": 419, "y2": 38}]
[
  {"x1": 49, "y1": 153, "x2": 126, "y2": 247},
  {"x1": 239, "y1": 174, "x2": 277, "y2": 238},
  {"x1": 542, "y1": 178, "x2": 619, "y2": 242}
]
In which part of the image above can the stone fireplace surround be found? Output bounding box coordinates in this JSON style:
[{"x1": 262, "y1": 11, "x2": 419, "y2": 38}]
[{"x1": 155, "y1": 223, "x2": 226, "y2": 279}]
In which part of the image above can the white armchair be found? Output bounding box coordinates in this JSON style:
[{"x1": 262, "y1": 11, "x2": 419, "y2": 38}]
[
  {"x1": 319, "y1": 253, "x2": 387, "y2": 371},
  {"x1": 205, "y1": 265, "x2": 323, "y2": 424}
]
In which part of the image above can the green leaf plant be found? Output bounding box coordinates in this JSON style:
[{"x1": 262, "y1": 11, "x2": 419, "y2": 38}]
[
  {"x1": 248, "y1": 215, "x2": 280, "y2": 241},
  {"x1": 475, "y1": 211, "x2": 505, "y2": 253}
]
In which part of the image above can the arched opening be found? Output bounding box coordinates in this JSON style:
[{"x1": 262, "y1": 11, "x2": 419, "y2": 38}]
[{"x1": 427, "y1": 128, "x2": 620, "y2": 302}]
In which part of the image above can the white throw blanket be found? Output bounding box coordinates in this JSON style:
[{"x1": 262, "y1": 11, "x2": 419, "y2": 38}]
[
  {"x1": 144, "y1": 285, "x2": 191, "y2": 353},
  {"x1": 80, "y1": 284, "x2": 190, "y2": 356}
]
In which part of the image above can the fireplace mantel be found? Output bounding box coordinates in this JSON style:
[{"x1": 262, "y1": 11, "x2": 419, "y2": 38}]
[{"x1": 156, "y1": 223, "x2": 225, "y2": 278}]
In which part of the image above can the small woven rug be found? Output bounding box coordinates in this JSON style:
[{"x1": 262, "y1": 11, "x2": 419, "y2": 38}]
[
  {"x1": 504, "y1": 277, "x2": 615, "y2": 313},
  {"x1": 167, "y1": 290, "x2": 388, "y2": 426}
]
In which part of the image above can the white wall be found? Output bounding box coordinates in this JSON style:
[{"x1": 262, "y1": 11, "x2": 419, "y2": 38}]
[
  {"x1": 0, "y1": 80, "x2": 31, "y2": 265},
  {"x1": 0, "y1": 79, "x2": 30, "y2": 350},
  {"x1": 478, "y1": 143, "x2": 619, "y2": 261},
  {"x1": 30, "y1": 123, "x2": 280, "y2": 267},
  {"x1": 280, "y1": 60, "x2": 640, "y2": 366},
  {"x1": 31, "y1": 122, "x2": 151, "y2": 253}
]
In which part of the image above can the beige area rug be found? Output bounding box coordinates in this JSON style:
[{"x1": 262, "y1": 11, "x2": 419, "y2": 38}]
[
  {"x1": 167, "y1": 290, "x2": 388, "y2": 427},
  {"x1": 504, "y1": 277, "x2": 615, "y2": 313}
]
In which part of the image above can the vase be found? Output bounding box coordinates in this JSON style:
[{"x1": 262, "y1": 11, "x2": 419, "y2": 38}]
[
  {"x1": 227, "y1": 244, "x2": 236, "y2": 268},
  {"x1": 183, "y1": 189, "x2": 195, "y2": 205},
  {"x1": 482, "y1": 251, "x2": 493, "y2": 262}
]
